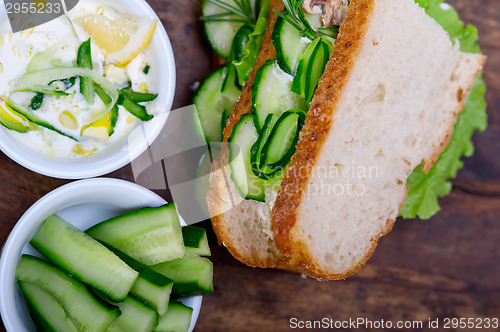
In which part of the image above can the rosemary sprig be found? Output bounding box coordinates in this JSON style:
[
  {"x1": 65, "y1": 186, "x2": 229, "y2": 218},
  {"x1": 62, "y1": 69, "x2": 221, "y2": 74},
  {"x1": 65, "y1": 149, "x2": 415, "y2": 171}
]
[
  {"x1": 273, "y1": 0, "x2": 342, "y2": 41},
  {"x1": 201, "y1": 0, "x2": 258, "y2": 29}
]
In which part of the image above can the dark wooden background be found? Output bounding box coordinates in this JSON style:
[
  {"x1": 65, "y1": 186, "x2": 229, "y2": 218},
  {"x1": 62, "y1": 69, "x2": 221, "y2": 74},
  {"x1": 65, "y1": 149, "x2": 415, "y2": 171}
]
[{"x1": 1, "y1": 0, "x2": 499, "y2": 331}]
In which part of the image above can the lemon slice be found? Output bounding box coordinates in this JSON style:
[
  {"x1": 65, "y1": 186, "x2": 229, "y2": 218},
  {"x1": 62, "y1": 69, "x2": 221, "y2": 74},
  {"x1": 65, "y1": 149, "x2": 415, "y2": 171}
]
[{"x1": 75, "y1": 13, "x2": 157, "y2": 66}]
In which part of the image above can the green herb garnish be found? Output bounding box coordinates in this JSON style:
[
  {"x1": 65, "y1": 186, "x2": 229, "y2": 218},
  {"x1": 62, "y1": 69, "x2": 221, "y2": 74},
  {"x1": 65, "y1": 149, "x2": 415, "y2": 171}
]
[
  {"x1": 273, "y1": 0, "x2": 342, "y2": 40},
  {"x1": 143, "y1": 65, "x2": 151, "y2": 75},
  {"x1": 30, "y1": 93, "x2": 44, "y2": 110}
]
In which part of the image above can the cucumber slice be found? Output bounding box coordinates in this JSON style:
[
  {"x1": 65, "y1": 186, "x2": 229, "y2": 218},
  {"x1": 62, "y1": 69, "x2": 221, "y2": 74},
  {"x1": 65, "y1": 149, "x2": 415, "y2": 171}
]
[
  {"x1": 16, "y1": 255, "x2": 120, "y2": 331},
  {"x1": 154, "y1": 302, "x2": 193, "y2": 332},
  {"x1": 30, "y1": 215, "x2": 139, "y2": 302},
  {"x1": 182, "y1": 226, "x2": 211, "y2": 256},
  {"x1": 152, "y1": 254, "x2": 214, "y2": 297},
  {"x1": 106, "y1": 297, "x2": 158, "y2": 332},
  {"x1": 117, "y1": 90, "x2": 154, "y2": 121},
  {"x1": 250, "y1": 113, "x2": 280, "y2": 180},
  {"x1": 18, "y1": 281, "x2": 80, "y2": 332},
  {"x1": 26, "y1": 43, "x2": 61, "y2": 72},
  {"x1": 251, "y1": 60, "x2": 307, "y2": 130},
  {"x1": 86, "y1": 204, "x2": 185, "y2": 266},
  {"x1": 292, "y1": 37, "x2": 330, "y2": 103},
  {"x1": 77, "y1": 38, "x2": 95, "y2": 104},
  {"x1": 230, "y1": 25, "x2": 253, "y2": 62},
  {"x1": 202, "y1": 0, "x2": 257, "y2": 58},
  {"x1": 262, "y1": 109, "x2": 305, "y2": 168},
  {"x1": 272, "y1": 15, "x2": 310, "y2": 75},
  {"x1": 194, "y1": 67, "x2": 241, "y2": 143},
  {"x1": 272, "y1": 12, "x2": 322, "y2": 74},
  {"x1": 121, "y1": 90, "x2": 158, "y2": 103},
  {"x1": 228, "y1": 113, "x2": 268, "y2": 201},
  {"x1": 104, "y1": 244, "x2": 174, "y2": 315},
  {"x1": 221, "y1": 64, "x2": 241, "y2": 97}
]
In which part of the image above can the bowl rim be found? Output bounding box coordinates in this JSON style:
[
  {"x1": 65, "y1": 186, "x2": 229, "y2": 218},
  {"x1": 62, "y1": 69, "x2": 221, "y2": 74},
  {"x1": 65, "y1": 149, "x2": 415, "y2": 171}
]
[
  {"x1": 0, "y1": 178, "x2": 202, "y2": 332},
  {"x1": 0, "y1": 0, "x2": 176, "y2": 179}
]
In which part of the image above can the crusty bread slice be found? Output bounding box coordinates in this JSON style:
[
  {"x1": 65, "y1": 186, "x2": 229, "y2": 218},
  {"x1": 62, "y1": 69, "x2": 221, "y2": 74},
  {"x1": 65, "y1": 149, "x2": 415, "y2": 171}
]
[
  {"x1": 271, "y1": 0, "x2": 486, "y2": 279},
  {"x1": 207, "y1": 0, "x2": 485, "y2": 276}
]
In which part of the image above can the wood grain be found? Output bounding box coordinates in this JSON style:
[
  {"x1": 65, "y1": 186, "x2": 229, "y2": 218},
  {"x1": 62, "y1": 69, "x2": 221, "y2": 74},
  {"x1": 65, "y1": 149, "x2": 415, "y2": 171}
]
[{"x1": 1, "y1": 0, "x2": 499, "y2": 331}]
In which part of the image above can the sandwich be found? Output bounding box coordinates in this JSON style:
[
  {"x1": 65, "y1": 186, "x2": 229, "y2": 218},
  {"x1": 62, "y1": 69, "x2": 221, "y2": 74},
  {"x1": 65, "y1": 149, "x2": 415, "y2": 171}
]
[{"x1": 205, "y1": 0, "x2": 486, "y2": 279}]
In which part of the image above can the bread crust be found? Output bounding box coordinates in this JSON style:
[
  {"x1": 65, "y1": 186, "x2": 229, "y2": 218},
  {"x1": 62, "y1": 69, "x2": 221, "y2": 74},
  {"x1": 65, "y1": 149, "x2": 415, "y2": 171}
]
[
  {"x1": 422, "y1": 54, "x2": 486, "y2": 172},
  {"x1": 271, "y1": 0, "x2": 377, "y2": 280}
]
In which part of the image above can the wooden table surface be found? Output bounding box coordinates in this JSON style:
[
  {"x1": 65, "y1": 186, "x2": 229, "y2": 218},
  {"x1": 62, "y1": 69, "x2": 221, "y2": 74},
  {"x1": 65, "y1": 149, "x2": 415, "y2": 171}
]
[{"x1": 1, "y1": 0, "x2": 499, "y2": 331}]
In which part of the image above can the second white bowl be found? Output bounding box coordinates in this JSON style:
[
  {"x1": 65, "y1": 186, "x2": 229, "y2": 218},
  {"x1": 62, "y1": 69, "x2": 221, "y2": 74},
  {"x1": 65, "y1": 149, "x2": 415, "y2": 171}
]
[{"x1": 0, "y1": 178, "x2": 202, "y2": 332}]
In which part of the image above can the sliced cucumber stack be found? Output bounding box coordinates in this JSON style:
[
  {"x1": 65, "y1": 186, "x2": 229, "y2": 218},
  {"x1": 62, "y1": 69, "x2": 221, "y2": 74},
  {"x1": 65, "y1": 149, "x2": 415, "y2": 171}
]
[
  {"x1": 86, "y1": 203, "x2": 185, "y2": 266},
  {"x1": 30, "y1": 215, "x2": 139, "y2": 302},
  {"x1": 251, "y1": 60, "x2": 307, "y2": 130}
]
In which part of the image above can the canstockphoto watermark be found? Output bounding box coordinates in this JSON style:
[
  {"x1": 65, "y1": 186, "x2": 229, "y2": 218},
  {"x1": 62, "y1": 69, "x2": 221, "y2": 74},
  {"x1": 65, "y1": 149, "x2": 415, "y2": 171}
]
[
  {"x1": 290, "y1": 317, "x2": 424, "y2": 330},
  {"x1": 3, "y1": 0, "x2": 79, "y2": 33}
]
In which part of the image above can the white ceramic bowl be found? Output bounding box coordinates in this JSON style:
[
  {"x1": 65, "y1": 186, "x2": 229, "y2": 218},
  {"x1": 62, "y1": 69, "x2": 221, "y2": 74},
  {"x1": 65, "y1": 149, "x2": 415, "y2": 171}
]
[
  {"x1": 0, "y1": 178, "x2": 202, "y2": 332},
  {"x1": 0, "y1": 0, "x2": 176, "y2": 179}
]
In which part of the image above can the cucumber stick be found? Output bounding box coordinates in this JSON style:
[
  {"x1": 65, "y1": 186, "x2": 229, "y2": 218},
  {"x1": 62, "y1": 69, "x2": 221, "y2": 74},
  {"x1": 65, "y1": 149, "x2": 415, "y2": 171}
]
[
  {"x1": 16, "y1": 255, "x2": 119, "y2": 331},
  {"x1": 30, "y1": 215, "x2": 138, "y2": 302},
  {"x1": 154, "y1": 302, "x2": 193, "y2": 332},
  {"x1": 18, "y1": 281, "x2": 80, "y2": 332},
  {"x1": 104, "y1": 244, "x2": 174, "y2": 315},
  {"x1": 152, "y1": 254, "x2": 214, "y2": 297},
  {"x1": 106, "y1": 297, "x2": 158, "y2": 332},
  {"x1": 86, "y1": 203, "x2": 185, "y2": 266},
  {"x1": 182, "y1": 226, "x2": 211, "y2": 256},
  {"x1": 251, "y1": 60, "x2": 307, "y2": 130},
  {"x1": 77, "y1": 38, "x2": 95, "y2": 104}
]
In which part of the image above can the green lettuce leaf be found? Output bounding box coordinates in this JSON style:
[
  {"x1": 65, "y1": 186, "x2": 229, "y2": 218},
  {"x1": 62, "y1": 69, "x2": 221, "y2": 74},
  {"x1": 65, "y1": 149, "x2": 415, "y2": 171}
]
[
  {"x1": 233, "y1": 0, "x2": 270, "y2": 86},
  {"x1": 400, "y1": 0, "x2": 487, "y2": 219}
]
